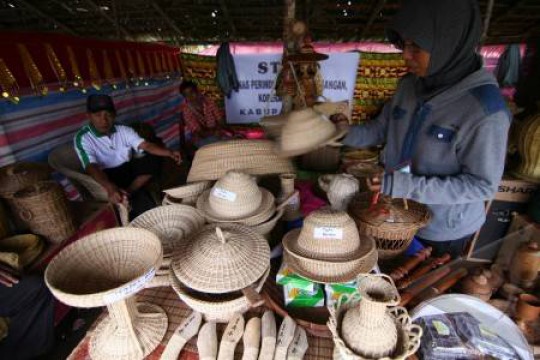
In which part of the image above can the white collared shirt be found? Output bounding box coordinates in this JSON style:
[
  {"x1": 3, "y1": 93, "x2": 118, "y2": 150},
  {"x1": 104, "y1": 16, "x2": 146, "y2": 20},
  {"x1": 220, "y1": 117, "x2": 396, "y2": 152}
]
[{"x1": 74, "y1": 124, "x2": 145, "y2": 169}]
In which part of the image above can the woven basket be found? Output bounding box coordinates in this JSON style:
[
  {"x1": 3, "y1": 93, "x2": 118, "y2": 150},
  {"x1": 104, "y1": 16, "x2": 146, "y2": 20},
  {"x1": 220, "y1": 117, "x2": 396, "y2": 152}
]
[
  {"x1": 162, "y1": 181, "x2": 213, "y2": 206},
  {"x1": 250, "y1": 208, "x2": 284, "y2": 238},
  {"x1": 170, "y1": 266, "x2": 270, "y2": 323},
  {"x1": 0, "y1": 234, "x2": 44, "y2": 269},
  {"x1": 0, "y1": 162, "x2": 50, "y2": 199},
  {"x1": 348, "y1": 193, "x2": 431, "y2": 260},
  {"x1": 341, "y1": 149, "x2": 379, "y2": 168},
  {"x1": 187, "y1": 140, "x2": 295, "y2": 182},
  {"x1": 11, "y1": 181, "x2": 76, "y2": 244},
  {"x1": 45, "y1": 228, "x2": 167, "y2": 360},
  {"x1": 129, "y1": 205, "x2": 205, "y2": 257}
]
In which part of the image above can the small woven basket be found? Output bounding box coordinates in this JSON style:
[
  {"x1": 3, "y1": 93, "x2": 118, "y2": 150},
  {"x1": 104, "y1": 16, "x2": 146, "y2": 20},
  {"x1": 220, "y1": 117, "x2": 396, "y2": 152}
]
[
  {"x1": 11, "y1": 181, "x2": 76, "y2": 244},
  {"x1": 0, "y1": 162, "x2": 50, "y2": 199},
  {"x1": 348, "y1": 193, "x2": 431, "y2": 260}
]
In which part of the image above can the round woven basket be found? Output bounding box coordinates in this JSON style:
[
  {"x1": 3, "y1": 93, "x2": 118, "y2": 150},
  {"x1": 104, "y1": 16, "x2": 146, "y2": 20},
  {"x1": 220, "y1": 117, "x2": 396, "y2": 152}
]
[
  {"x1": 0, "y1": 234, "x2": 44, "y2": 269},
  {"x1": 45, "y1": 227, "x2": 167, "y2": 360},
  {"x1": 249, "y1": 208, "x2": 284, "y2": 238},
  {"x1": 169, "y1": 266, "x2": 270, "y2": 323},
  {"x1": 11, "y1": 181, "x2": 76, "y2": 244},
  {"x1": 348, "y1": 193, "x2": 431, "y2": 260},
  {"x1": 162, "y1": 181, "x2": 213, "y2": 206},
  {"x1": 129, "y1": 205, "x2": 205, "y2": 257},
  {"x1": 0, "y1": 162, "x2": 50, "y2": 199},
  {"x1": 187, "y1": 140, "x2": 295, "y2": 183}
]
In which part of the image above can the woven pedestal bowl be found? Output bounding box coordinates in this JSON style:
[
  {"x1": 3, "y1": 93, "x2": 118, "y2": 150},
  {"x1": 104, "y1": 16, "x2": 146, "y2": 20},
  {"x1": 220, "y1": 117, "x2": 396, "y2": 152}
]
[
  {"x1": 129, "y1": 204, "x2": 205, "y2": 257},
  {"x1": 329, "y1": 296, "x2": 422, "y2": 360},
  {"x1": 170, "y1": 266, "x2": 270, "y2": 323},
  {"x1": 187, "y1": 140, "x2": 295, "y2": 183},
  {"x1": 0, "y1": 234, "x2": 44, "y2": 269},
  {"x1": 349, "y1": 193, "x2": 431, "y2": 260},
  {"x1": 45, "y1": 228, "x2": 167, "y2": 360}
]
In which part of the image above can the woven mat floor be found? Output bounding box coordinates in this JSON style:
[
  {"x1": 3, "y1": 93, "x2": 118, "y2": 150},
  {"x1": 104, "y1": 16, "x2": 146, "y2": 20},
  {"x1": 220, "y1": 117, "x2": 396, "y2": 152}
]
[{"x1": 67, "y1": 286, "x2": 334, "y2": 360}]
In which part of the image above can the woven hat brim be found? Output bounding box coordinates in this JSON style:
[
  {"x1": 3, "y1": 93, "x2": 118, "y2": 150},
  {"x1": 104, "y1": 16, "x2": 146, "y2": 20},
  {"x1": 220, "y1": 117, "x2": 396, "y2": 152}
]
[
  {"x1": 196, "y1": 188, "x2": 275, "y2": 226},
  {"x1": 163, "y1": 181, "x2": 213, "y2": 198},
  {"x1": 275, "y1": 128, "x2": 348, "y2": 158},
  {"x1": 283, "y1": 232, "x2": 377, "y2": 284},
  {"x1": 282, "y1": 228, "x2": 371, "y2": 261}
]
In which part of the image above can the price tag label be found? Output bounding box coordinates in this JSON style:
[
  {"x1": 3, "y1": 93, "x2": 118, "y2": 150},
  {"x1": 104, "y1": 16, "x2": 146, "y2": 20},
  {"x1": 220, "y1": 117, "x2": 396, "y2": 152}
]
[
  {"x1": 103, "y1": 268, "x2": 156, "y2": 304},
  {"x1": 212, "y1": 187, "x2": 237, "y2": 202},
  {"x1": 314, "y1": 227, "x2": 343, "y2": 240}
]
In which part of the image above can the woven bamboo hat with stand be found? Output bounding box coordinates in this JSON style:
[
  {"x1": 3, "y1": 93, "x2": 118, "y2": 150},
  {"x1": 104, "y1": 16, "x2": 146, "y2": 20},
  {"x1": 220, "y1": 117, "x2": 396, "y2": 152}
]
[
  {"x1": 282, "y1": 209, "x2": 377, "y2": 283},
  {"x1": 170, "y1": 223, "x2": 271, "y2": 321},
  {"x1": 44, "y1": 228, "x2": 167, "y2": 360},
  {"x1": 349, "y1": 193, "x2": 431, "y2": 260},
  {"x1": 275, "y1": 108, "x2": 347, "y2": 158},
  {"x1": 196, "y1": 171, "x2": 276, "y2": 226}
]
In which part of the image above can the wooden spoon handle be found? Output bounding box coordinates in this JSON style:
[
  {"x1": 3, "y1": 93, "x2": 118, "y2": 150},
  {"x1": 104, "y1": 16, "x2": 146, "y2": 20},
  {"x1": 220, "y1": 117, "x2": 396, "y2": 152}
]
[{"x1": 242, "y1": 286, "x2": 265, "y2": 308}]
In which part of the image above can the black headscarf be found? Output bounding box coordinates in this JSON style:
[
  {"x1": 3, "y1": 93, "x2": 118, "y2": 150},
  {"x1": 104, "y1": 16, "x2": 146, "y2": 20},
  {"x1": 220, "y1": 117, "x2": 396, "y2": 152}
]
[{"x1": 386, "y1": 0, "x2": 483, "y2": 100}]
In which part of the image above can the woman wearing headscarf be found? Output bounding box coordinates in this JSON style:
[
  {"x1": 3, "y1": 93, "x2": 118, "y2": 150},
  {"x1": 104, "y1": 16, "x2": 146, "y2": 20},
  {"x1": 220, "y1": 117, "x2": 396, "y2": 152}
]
[{"x1": 338, "y1": 0, "x2": 511, "y2": 258}]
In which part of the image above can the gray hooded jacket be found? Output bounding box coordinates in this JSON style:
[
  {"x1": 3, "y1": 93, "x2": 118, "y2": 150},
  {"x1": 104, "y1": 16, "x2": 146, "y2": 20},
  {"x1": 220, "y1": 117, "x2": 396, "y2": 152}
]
[{"x1": 343, "y1": 69, "x2": 510, "y2": 241}]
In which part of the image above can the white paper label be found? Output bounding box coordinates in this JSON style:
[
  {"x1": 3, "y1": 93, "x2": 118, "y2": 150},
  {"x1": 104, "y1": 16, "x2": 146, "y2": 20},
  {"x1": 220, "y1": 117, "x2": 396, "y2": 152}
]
[
  {"x1": 289, "y1": 193, "x2": 300, "y2": 206},
  {"x1": 212, "y1": 187, "x2": 237, "y2": 202},
  {"x1": 314, "y1": 227, "x2": 343, "y2": 240},
  {"x1": 102, "y1": 268, "x2": 156, "y2": 304}
]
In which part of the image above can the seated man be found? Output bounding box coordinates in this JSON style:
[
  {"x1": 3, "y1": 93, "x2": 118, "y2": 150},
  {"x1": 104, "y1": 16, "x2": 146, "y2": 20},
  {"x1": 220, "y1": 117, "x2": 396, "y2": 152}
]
[
  {"x1": 74, "y1": 94, "x2": 181, "y2": 218},
  {"x1": 0, "y1": 267, "x2": 55, "y2": 359}
]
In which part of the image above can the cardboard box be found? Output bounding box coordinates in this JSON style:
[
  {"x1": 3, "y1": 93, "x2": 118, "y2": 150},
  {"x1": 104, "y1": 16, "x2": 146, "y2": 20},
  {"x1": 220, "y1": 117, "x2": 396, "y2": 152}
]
[
  {"x1": 495, "y1": 177, "x2": 538, "y2": 203},
  {"x1": 283, "y1": 283, "x2": 324, "y2": 308},
  {"x1": 276, "y1": 262, "x2": 317, "y2": 292}
]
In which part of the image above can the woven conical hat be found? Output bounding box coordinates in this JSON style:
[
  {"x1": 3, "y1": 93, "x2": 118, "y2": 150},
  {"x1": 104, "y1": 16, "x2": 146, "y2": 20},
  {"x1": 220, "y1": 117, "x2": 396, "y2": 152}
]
[
  {"x1": 275, "y1": 108, "x2": 347, "y2": 157},
  {"x1": 172, "y1": 224, "x2": 270, "y2": 294}
]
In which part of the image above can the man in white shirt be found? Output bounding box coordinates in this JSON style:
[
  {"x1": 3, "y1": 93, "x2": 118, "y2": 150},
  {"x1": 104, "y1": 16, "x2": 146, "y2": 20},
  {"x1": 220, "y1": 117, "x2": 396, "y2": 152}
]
[{"x1": 74, "y1": 94, "x2": 181, "y2": 217}]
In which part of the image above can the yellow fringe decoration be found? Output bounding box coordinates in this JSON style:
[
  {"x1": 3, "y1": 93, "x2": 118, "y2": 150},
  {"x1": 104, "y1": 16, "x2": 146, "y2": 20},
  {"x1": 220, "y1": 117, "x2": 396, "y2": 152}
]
[
  {"x1": 17, "y1": 44, "x2": 47, "y2": 96},
  {"x1": 67, "y1": 46, "x2": 85, "y2": 91},
  {"x1": 154, "y1": 52, "x2": 162, "y2": 73},
  {"x1": 126, "y1": 50, "x2": 137, "y2": 79},
  {"x1": 0, "y1": 58, "x2": 20, "y2": 103},
  {"x1": 145, "y1": 52, "x2": 154, "y2": 76},
  {"x1": 114, "y1": 50, "x2": 128, "y2": 85},
  {"x1": 136, "y1": 51, "x2": 146, "y2": 78},
  {"x1": 87, "y1": 49, "x2": 101, "y2": 90},
  {"x1": 45, "y1": 43, "x2": 68, "y2": 92}
]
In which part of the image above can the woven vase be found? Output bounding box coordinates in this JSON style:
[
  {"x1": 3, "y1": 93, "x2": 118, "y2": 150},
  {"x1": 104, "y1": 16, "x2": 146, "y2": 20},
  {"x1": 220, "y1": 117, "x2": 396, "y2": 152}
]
[
  {"x1": 513, "y1": 113, "x2": 540, "y2": 182},
  {"x1": 327, "y1": 174, "x2": 359, "y2": 211},
  {"x1": 278, "y1": 173, "x2": 301, "y2": 221},
  {"x1": 341, "y1": 275, "x2": 400, "y2": 358},
  {"x1": 11, "y1": 181, "x2": 76, "y2": 244}
]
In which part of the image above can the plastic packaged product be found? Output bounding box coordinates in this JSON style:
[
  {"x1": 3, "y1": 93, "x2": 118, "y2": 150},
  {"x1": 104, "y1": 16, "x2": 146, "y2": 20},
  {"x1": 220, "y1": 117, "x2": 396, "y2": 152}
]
[
  {"x1": 283, "y1": 283, "x2": 324, "y2": 308},
  {"x1": 324, "y1": 281, "x2": 357, "y2": 307},
  {"x1": 277, "y1": 262, "x2": 317, "y2": 292},
  {"x1": 415, "y1": 314, "x2": 473, "y2": 359}
]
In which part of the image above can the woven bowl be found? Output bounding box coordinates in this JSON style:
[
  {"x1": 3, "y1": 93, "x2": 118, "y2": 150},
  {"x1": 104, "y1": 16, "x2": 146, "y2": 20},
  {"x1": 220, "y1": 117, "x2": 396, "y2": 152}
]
[
  {"x1": 0, "y1": 234, "x2": 44, "y2": 269},
  {"x1": 45, "y1": 228, "x2": 163, "y2": 308},
  {"x1": 249, "y1": 208, "x2": 284, "y2": 238},
  {"x1": 329, "y1": 297, "x2": 422, "y2": 360},
  {"x1": 172, "y1": 224, "x2": 270, "y2": 294},
  {"x1": 129, "y1": 205, "x2": 205, "y2": 257},
  {"x1": 163, "y1": 181, "x2": 213, "y2": 203},
  {"x1": 187, "y1": 140, "x2": 295, "y2": 182},
  {"x1": 170, "y1": 266, "x2": 270, "y2": 323}
]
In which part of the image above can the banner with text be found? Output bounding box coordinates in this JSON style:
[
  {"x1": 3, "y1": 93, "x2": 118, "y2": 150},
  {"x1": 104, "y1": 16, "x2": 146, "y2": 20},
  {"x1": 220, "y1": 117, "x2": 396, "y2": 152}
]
[{"x1": 225, "y1": 52, "x2": 360, "y2": 124}]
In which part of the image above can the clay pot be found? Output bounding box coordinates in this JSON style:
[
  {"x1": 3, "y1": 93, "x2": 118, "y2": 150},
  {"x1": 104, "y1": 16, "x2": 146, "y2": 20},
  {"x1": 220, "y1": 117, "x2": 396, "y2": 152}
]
[
  {"x1": 516, "y1": 294, "x2": 540, "y2": 322},
  {"x1": 461, "y1": 274, "x2": 492, "y2": 301},
  {"x1": 510, "y1": 241, "x2": 540, "y2": 289}
]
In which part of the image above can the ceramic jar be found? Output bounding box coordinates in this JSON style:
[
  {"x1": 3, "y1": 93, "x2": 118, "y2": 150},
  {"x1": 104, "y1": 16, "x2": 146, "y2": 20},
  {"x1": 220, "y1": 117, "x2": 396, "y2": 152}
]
[
  {"x1": 510, "y1": 241, "x2": 540, "y2": 289},
  {"x1": 341, "y1": 275, "x2": 400, "y2": 358},
  {"x1": 461, "y1": 274, "x2": 492, "y2": 301}
]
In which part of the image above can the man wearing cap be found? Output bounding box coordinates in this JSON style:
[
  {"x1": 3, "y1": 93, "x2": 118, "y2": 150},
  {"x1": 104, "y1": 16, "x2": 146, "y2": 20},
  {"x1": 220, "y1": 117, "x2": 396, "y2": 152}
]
[{"x1": 74, "y1": 94, "x2": 182, "y2": 217}]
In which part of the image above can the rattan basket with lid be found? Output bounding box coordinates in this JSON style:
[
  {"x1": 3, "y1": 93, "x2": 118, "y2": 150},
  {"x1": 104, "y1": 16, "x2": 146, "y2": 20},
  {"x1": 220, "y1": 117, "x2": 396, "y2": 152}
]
[
  {"x1": 349, "y1": 193, "x2": 431, "y2": 260},
  {"x1": 171, "y1": 223, "x2": 270, "y2": 294}
]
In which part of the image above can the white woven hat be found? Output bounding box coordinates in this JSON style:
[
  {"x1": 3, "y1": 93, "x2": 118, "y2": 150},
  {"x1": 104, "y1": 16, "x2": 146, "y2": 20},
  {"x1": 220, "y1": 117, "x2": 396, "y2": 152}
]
[
  {"x1": 171, "y1": 223, "x2": 270, "y2": 294},
  {"x1": 282, "y1": 209, "x2": 377, "y2": 283},
  {"x1": 275, "y1": 108, "x2": 347, "y2": 157},
  {"x1": 196, "y1": 171, "x2": 275, "y2": 226}
]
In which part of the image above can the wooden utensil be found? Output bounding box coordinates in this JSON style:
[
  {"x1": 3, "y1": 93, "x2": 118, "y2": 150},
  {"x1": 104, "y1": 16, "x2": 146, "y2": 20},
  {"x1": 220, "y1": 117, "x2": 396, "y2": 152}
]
[
  {"x1": 286, "y1": 327, "x2": 308, "y2": 360},
  {"x1": 198, "y1": 322, "x2": 218, "y2": 360},
  {"x1": 258, "y1": 311, "x2": 276, "y2": 360},
  {"x1": 242, "y1": 285, "x2": 265, "y2": 308},
  {"x1": 407, "y1": 268, "x2": 468, "y2": 308},
  {"x1": 390, "y1": 247, "x2": 432, "y2": 281},
  {"x1": 241, "y1": 317, "x2": 261, "y2": 360},
  {"x1": 273, "y1": 316, "x2": 296, "y2": 360},
  {"x1": 399, "y1": 266, "x2": 452, "y2": 307},
  {"x1": 217, "y1": 313, "x2": 245, "y2": 360},
  {"x1": 160, "y1": 311, "x2": 203, "y2": 360},
  {"x1": 397, "y1": 253, "x2": 451, "y2": 290}
]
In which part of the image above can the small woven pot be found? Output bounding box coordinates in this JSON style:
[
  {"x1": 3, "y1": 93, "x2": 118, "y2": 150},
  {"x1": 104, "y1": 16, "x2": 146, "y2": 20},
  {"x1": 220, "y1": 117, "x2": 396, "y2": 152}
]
[
  {"x1": 11, "y1": 181, "x2": 76, "y2": 244},
  {"x1": 348, "y1": 193, "x2": 431, "y2": 260}
]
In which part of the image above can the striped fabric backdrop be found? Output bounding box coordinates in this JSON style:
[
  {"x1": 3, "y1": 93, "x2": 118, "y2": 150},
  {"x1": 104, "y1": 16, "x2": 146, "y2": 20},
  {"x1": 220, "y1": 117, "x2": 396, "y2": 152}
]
[{"x1": 0, "y1": 80, "x2": 182, "y2": 167}]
